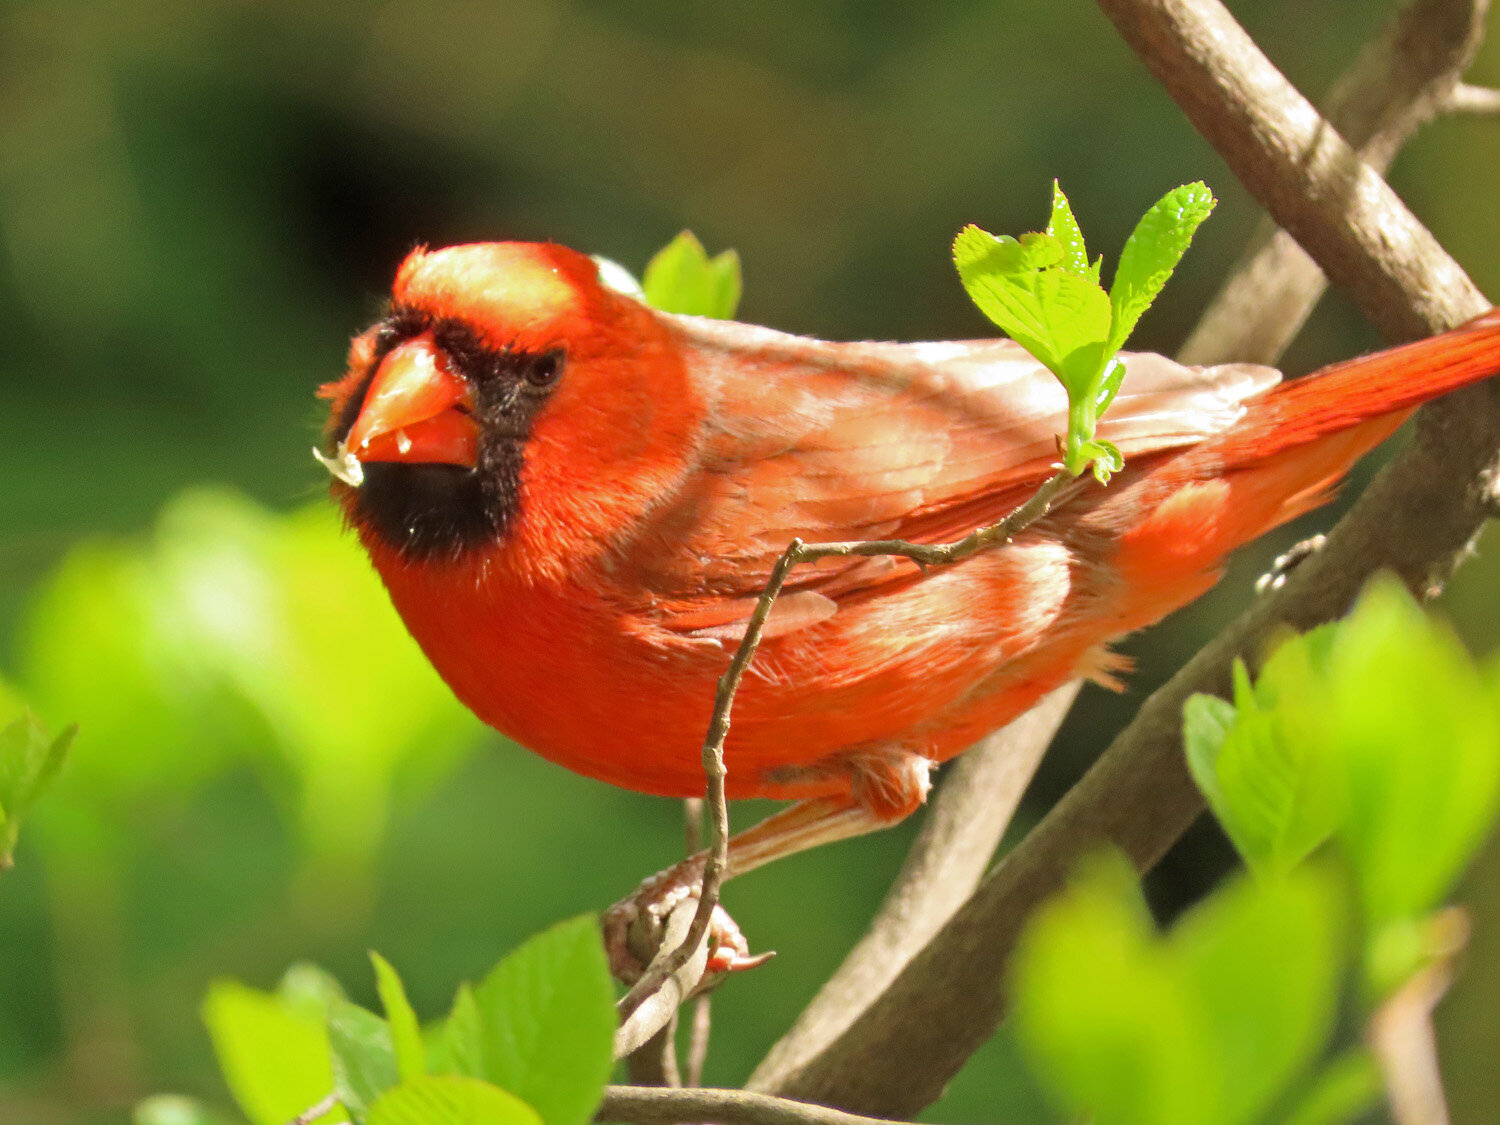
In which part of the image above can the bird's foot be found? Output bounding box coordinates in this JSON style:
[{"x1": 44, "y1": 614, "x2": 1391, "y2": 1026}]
[
  {"x1": 1255, "y1": 534, "x2": 1327, "y2": 595},
  {"x1": 601, "y1": 857, "x2": 773, "y2": 988}
]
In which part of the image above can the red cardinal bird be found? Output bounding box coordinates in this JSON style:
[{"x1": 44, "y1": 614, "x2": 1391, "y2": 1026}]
[{"x1": 320, "y1": 241, "x2": 1500, "y2": 941}]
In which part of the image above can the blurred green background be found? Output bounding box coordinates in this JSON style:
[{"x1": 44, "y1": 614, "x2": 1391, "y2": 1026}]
[{"x1": 3, "y1": 2, "x2": 1500, "y2": 1122}]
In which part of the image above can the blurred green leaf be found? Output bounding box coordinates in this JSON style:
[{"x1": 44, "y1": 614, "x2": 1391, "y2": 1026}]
[
  {"x1": 372, "y1": 953, "x2": 426, "y2": 1083},
  {"x1": 0, "y1": 710, "x2": 74, "y2": 869},
  {"x1": 1170, "y1": 865, "x2": 1344, "y2": 1124},
  {"x1": 1011, "y1": 852, "x2": 1209, "y2": 1125},
  {"x1": 431, "y1": 983, "x2": 485, "y2": 1078},
  {"x1": 1011, "y1": 854, "x2": 1341, "y2": 1125},
  {"x1": 202, "y1": 978, "x2": 340, "y2": 1125},
  {"x1": 1323, "y1": 579, "x2": 1500, "y2": 937},
  {"x1": 641, "y1": 231, "x2": 742, "y2": 319},
  {"x1": 1183, "y1": 641, "x2": 1344, "y2": 878},
  {"x1": 367, "y1": 1076, "x2": 540, "y2": 1125},
  {"x1": 329, "y1": 1000, "x2": 398, "y2": 1120},
  {"x1": 19, "y1": 488, "x2": 480, "y2": 880},
  {"x1": 1106, "y1": 181, "x2": 1215, "y2": 355},
  {"x1": 470, "y1": 915, "x2": 615, "y2": 1125},
  {"x1": 1281, "y1": 1050, "x2": 1382, "y2": 1125}
]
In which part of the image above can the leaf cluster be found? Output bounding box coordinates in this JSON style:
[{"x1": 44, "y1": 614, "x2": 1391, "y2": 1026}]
[
  {"x1": 151, "y1": 917, "x2": 616, "y2": 1125},
  {"x1": 953, "y1": 181, "x2": 1215, "y2": 481},
  {"x1": 1009, "y1": 577, "x2": 1500, "y2": 1125}
]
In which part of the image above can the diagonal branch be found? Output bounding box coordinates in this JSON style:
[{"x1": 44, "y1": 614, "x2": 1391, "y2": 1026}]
[
  {"x1": 759, "y1": 0, "x2": 1499, "y2": 1115},
  {"x1": 752, "y1": 0, "x2": 1493, "y2": 1092}
]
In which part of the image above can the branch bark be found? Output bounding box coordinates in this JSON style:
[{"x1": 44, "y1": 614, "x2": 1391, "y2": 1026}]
[
  {"x1": 752, "y1": 0, "x2": 1493, "y2": 1097},
  {"x1": 598, "y1": 1086, "x2": 911, "y2": 1125},
  {"x1": 759, "y1": 0, "x2": 1500, "y2": 1115}
]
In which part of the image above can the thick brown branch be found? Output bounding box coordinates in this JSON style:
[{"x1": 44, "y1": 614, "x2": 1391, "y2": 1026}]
[
  {"x1": 761, "y1": 0, "x2": 1499, "y2": 1115},
  {"x1": 1179, "y1": 0, "x2": 1489, "y2": 365},
  {"x1": 597, "y1": 1086, "x2": 912, "y2": 1125}
]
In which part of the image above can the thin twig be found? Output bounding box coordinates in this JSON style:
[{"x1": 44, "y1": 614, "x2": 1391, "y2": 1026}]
[
  {"x1": 616, "y1": 470, "x2": 1077, "y2": 1019},
  {"x1": 597, "y1": 1085, "x2": 915, "y2": 1125},
  {"x1": 686, "y1": 995, "x2": 711, "y2": 1088},
  {"x1": 1445, "y1": 82, "x2": 1500, "y2": 114},
  {"x1": 1369, "y1": 909, "x2": 1471, "y2": 1125},
  {"x1": 281, "y1": 1094, "x2": 339, "y2": 1125},
  {"x1": 615, "y1": 898, "x2": 707, "y2": 1058}
]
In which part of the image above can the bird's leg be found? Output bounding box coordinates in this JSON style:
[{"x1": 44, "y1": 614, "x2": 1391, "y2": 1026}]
[{"x1": 603, "y1": 749, "x2": 932, "y2": 984}]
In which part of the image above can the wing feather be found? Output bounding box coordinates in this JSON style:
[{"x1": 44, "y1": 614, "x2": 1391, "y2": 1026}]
[{"x1": 608, "y1": 313, "x2": 1278, "y2": 634}]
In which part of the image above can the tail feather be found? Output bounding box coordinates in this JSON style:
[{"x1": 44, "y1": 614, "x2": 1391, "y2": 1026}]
[
  {"x1": 1212, "y1": 306, "x2": 1500, "y2": 470},
  {"x1": 1097, "y1": 308, "x2": 1500, "y2": 631}
]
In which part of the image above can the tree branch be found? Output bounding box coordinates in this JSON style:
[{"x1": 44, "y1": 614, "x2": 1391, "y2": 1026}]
[
  {"x1": 1179, "y1": 0, "x2": 1490, "y2": 365},
  {"x1": 760, "y1": 0, "x2": 1500, "y2": 1114},
  {"x1": 597, "y1": 1086, "x2": 913, "y2": 1125},
  {"x1": 756, "y1": 0, "x2": 1495, "y2": 1096}
]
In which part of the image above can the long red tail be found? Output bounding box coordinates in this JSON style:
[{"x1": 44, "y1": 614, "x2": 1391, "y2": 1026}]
[
  {"x1": 1102, "y1": 309, "x2": 1500, "y2": 628},
  {"x1": 1212, "y1": 306, "x2": 1500, "y2": 469}
]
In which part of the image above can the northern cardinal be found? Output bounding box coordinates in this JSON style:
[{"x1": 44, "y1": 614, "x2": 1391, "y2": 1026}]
[{"x1": 320, "y1": 240, "x2": 1500, "y2": 955}]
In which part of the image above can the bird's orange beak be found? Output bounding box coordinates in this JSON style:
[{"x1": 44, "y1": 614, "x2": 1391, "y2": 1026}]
[{"x1": 342, "y1": 333, "x2": 480, "y2": 470}]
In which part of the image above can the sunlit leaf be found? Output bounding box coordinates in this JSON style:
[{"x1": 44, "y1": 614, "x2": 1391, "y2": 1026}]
[
  {"x1": 367, "y1": 1076, "x2": 540, "y2": 1125},
  {"x1": 202, "y1": 978, "x2": 340, "y2": 1125},
  {"x1": 371, "y1": 953, "x2": 426, "y2": 1084},
  {"x1": 0, "y1": 710, "x2": 74, "y2": 867},
  {"x1": 1107, "y1": 181, "x2": 1215, "y2": 355},
  {"x1": 470, "y1": 916, "x2": 615, "y2": 1125},
  {"x1": 953, "y1": 224, "x2": 1112, "y2": 397},
  {"x1": 329, "y1": 1000, "x2": 398, "y2": 1119},
  {"x1": 641, "y1": 231, "x2": 742, "y2": 319}
]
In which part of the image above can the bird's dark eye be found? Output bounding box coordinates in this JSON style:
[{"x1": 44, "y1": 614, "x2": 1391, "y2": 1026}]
[{"x1": 525, "y1": 351, "x2": 563, "y2": 388}]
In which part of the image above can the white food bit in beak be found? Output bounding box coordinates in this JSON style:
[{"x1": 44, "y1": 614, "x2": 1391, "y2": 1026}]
[
  {"x1": 395, "y1": 428, "x2": 412, "y2": 454},
  {"x1": 313, "y1": 442, "x2": 364, "y2": 487}
]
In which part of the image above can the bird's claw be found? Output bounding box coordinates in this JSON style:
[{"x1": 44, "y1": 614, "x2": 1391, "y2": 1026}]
[
  {"x1": 602, "y1": 861, "x2": 771, "y2": 989},
  {"x1": 1255, "y1": 534, "x2": 1327, "y2": 595}
]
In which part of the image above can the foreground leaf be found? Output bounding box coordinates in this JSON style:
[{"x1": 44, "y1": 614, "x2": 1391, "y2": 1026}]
[
  {"x1": 368, "y1": 1076, "x2": 540, "y2": 1125},
  {"x1": 470, "y1": 916, "x2": 615, "y2": 1125},
  {"x1": 202, "y1": 979, "x2": 339, "y2": 1125}
]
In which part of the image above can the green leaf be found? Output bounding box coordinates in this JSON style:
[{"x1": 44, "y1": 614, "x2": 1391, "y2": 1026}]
[
  {"x1": 1183, "y1": 643, "x2": 1345, "y2": 878},
  {"x1": 641, "y1": 231, "x2": 742, "y2": 319},
  {"x1": 1168, "y1": 866, "x2": 1344, "y2": 1125},
  {"x1": 953, "y1": 224, "x2": 1112, "y2": 397},
  {"x1": 328, "y1": 1000, "x2": 399, "y2": 1120},
  {"x1": 367, "y1": 1076, "x2": 540, "y2": 1125},
  {"x1": 1323, "y1": 578, "x2": 1500, "y2": 934},
  {"x1": 371, "y1": 953, "x2": 425, "y2": 1084},
  {"x1": 1011, "y1": 854, "x2": 1342, "y2": 1125},
  {"x1": 0, "y1": 711, "x2": 75, "y2": 868},
  {"x1": 202, "y1": 978, "x2": 339, "y2": 1125},
  {"x1": 1281, "y1": 1050, "x2": 1382, "y2": 1125},
  {"x1": 431, "y1": 983, "x2": 485, "y2": 1078},
  {"x1": 1011, "y1": 853, "x2": 1210, "y2": 1125},
  {"x1": 1045, "y1": 181, "x2": 1089, "y2": 274},
  {"x1": 470, "y1": 916, "x2": 615, "y2": 1125},
  {"x1": 1107, "y1": 181, "x2": 1215, "y2": 356}
]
